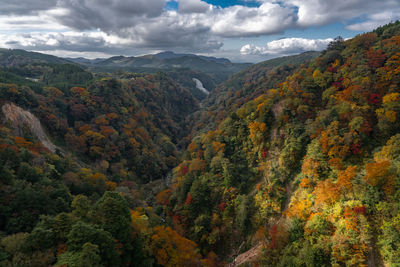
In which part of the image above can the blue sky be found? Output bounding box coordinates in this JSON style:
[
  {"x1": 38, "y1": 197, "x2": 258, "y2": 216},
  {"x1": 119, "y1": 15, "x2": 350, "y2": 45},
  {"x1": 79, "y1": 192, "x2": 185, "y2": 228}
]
[{"x1": 0, "y1": 0, "x2": 398, "y2": 62}]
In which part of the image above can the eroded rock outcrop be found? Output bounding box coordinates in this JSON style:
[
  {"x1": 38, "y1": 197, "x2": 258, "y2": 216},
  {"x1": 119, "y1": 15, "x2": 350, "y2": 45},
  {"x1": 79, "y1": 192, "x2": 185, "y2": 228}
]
[{"x1": 2, "y1": 103, "x2": 57, "y2": 152}]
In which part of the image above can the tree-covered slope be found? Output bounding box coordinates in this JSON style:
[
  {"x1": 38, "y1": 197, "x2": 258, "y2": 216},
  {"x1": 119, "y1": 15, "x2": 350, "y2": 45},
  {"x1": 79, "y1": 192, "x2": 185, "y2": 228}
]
[
  {"x1": 0, "y1": 48, "x2": 71, "y2": 67},
  {"x1": 1, "y1": 21, "x2": 400, "y2": 267},
  {"x1": 0, "y1": 69, "x2": 204, "y2": 266},
  {"x1": 163, "y1": 21, "x2": 400, "y2": 266},
  {"x1": 187, "y1": 51, "x2": 320, "y2": 135}
]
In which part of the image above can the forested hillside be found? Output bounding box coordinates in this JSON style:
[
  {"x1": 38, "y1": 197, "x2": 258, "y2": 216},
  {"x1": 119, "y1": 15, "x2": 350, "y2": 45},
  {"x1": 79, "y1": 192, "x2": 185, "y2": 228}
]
[
  {"x1": 0, "y1": 69, "x2": 200, "y2": 265},
  {"x1": 188, "y1": 51, "x2": 320, "y2": 134},
  {"x1": 0, "y1": 22, "x2": 400, "y2": 267},
  {"x1": 163, "y1": 21, "x2": 400, "y2": 266}
]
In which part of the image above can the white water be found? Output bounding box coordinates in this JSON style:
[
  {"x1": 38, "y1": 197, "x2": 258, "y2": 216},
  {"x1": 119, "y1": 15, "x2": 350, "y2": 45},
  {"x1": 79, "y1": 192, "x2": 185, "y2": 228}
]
[{"x1": 192, "y1": 78, "x2": 209, "y2": 95}]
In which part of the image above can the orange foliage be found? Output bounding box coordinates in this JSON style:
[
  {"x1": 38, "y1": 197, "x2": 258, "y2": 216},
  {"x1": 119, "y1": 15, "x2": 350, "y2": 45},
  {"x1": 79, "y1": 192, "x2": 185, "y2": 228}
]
[
  {"x1": 189, "y1": 158, "x2": 206, "y2": 172},
  {"x1": 319, "y1": 121, "x2": 349, "y2": 159},
  {"x1": 337, "y1": 166, "x2": 357, "y2": 192},
  {"x1": 106, "y1": 112, "x2": 118, "y2": 120},
  {"x1": 301, "y1": 158, "x2": 320, "y2": 181},
  {"x1": 313, "y1": 179, "x2": 340, "y2": 205},
  {"x1": 201, "y1": 251, "x2": 218, "y2": 267},
  {"x1": 329, "y1": 158, "x2": 344, "y2": 170},
  {"x1": 212, "y1": 141, "x2": 225, "y2": 154},
  {"x1": 156, "y1": 189, "x2": 172, "y2": 205},
  {"x1": 299, "y1": 177, "x2": 312, "y2": 188},
  {"x1": 14, "y1": 136, "x2": 33, "y2": 149},
  {"x1": 187, "y1": 142, "x2": 197, "y2": 154},
  {"x1": 100, "y1": 126, "x2": 117, "y2": 138},
  {"x1": 364, "y1": 160, "x2": 390, "y2": 187},
  {"x1": 106, "y1": 181, "x2": 117, "y2": 191},
  {"x1": 151, "y1": 226, "x2": 201, "y2": 267},
  {"x1": 95, "y1": 115, "x2": 109, "y2": 126},
  {"x1": 56, "y1": 243, "x2": 68, "y2": 255}
]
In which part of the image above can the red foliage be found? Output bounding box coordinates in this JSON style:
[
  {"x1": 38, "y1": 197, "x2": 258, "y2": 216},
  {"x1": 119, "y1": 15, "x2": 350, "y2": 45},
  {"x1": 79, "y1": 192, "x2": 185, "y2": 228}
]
[
  {"x1": 184, "y1": 193, "x2": 193, "y2": 205},
  {"x1": 218, "y1": 202, "x2": 227, "y2": 211},
  {"x1": 262, "y1": 150, "x2": 267, "y2": 158},
  {"x1": 366, "y1": 49, "x2": 386, "y2": 68},
  {"x1": 181, "y1": 165, "x2": 189, "y2": 176},
  {"x1": 352, "y1": 206, "x2": 366, "y2": 215},
  {"x1": 351, "y1": 143, "x2": 361, "y2": 155},
  {"x1": 268, "y1": 225, "x2": 278, "y2": 249},
  {"x1": 327, "y1": 66, "x2": 337, "y2": 73},
  {"x1": 368, "y1": 93, "x2": 381, "y2": 105},
  {"x1": 332, "y1": 81, "x2": 341, "y2": 88}
]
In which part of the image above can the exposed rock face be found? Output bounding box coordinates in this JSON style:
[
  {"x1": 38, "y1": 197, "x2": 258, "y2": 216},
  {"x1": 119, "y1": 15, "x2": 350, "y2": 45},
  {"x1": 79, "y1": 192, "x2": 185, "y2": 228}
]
[{"x1": 2, "y1": 103, "x2": 57, "y2": 152}]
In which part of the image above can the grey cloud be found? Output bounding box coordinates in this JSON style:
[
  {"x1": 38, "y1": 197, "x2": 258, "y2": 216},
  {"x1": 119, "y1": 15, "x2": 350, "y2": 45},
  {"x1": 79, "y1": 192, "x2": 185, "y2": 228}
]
[
  {"x1": 285, "y1": 0, "x2": 400, "y2": 27},
  {"x1": 0, "y1": 0, "x2": 57, "y2": 15},
  {"x1": 1, "y1": 0, "x2": 399, "y2": 60},
  {"x1": 178, "y1": 0, "x2": 211, "y2": 13},
  {"x1": 0, "y1": 27, "x2": 223, "y2": 57},
  {"x1": 55, "y1": 0, "x2": 165, "y2": 31}
]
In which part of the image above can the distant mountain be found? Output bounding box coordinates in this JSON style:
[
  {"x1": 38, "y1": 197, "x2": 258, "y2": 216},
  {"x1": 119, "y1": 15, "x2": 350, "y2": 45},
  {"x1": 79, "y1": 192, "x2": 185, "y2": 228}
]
[
  {"x1": 75, "y1": 51, "x2": 251, "y2": 85},
  {"x1": 89, "y1": 52, "x2": 250, "y2": 74},
  {"x1": 154, "y1": 51, "x2": 231, "y2": 64},
  {"x1": 0, "y1": 48, "x2": 71, "y2": 67},
  {"x1": 66, "y1": 51, "x2": 252, "y2": 100},
  {"x1": 187, "y1": 51, "x2": 321, "y2": 134},
  {"x1": 65, "y1": 57, "x2": 105, "y2": 65}
]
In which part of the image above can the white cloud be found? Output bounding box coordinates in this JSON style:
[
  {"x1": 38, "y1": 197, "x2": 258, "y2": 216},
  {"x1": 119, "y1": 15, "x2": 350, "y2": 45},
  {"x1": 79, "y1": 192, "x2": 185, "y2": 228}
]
[
  {"x1": 178, "y1": 0, "x2": 211, "y2": 13},
  {"x1": 285, "y1": 0, "x2": 400, "y2": 27},
  {"x1": 0, "y1": 31, "x2": 137, "y2": 54},
  {"x1": 240, "y1": 37, "x2": 333, "y2": 56},
  {"x1": 0, "y1": 0, "x2": 399, "y2": 60},
  {"x1": 346, "y1": 10, "x2": 400, "y2": 31},
  {"x1": 210, "y1": 2, "x2": 296, "y2": 37}
]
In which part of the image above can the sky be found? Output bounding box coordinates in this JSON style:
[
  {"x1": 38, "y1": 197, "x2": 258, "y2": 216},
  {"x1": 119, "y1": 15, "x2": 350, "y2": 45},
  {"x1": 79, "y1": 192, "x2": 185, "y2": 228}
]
[{"x1": 0, "y1": 0, "x2": 399, "y2": 62}]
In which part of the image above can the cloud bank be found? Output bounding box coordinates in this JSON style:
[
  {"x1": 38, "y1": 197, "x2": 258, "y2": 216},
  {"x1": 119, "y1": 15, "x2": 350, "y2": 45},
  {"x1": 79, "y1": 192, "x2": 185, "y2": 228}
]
[
  {"x1": 0, "y1": 0, "x2": 398, "y2": 60},
  {"x1": 240, "y1": 37, "x2": 333, "y2": 56}
]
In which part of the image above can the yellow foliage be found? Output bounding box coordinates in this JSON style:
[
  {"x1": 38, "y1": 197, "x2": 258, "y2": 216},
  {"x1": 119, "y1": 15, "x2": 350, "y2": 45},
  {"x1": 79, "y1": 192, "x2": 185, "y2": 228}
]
[
  {"x1": 88, "y1": 172, "x2": 107, "y2": 184},
  {"x1": 130, "y1": 209, "x2": 149, "y2": 233},
  {"x1": 189, "y1": 158, "x2": 206, "y2": 172},
  {"x1": 385, "y1": 110, "x2": 397, "y2": 123},
  {"x1": 312, "y1": 69, "x2": 322, "y2": 79},
  {"x1": 382, "y1": 92, "x2": 399, "y2": 104},
  {"x1": 212, "y1": 141, "x2": 225, "y2": 155},
  {"x1": 249, "y1": 121, "x2": 267, "y2": 146},
  {"x1": 287, "y1": 199, "x2": 312, "y2": 220},
  {"x1": 374, "y1": 134, "x2": 400, "y2": 161}
]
